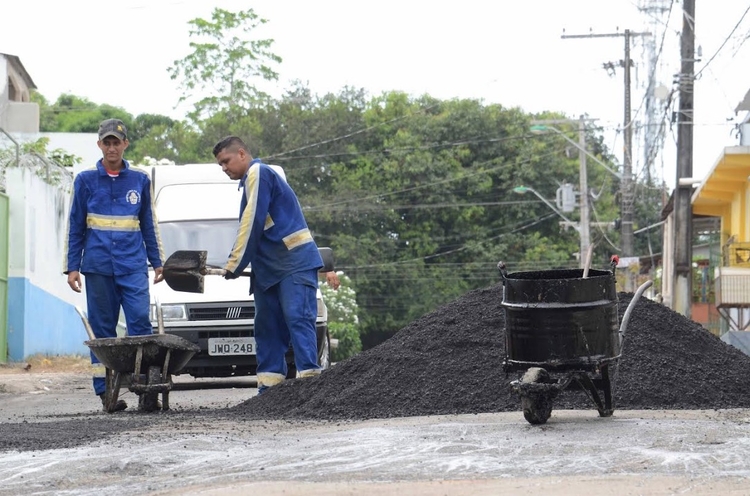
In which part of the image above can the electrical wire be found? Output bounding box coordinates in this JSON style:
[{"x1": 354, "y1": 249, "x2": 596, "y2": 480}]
[
  {"x1": 695, "y1": 4, "x2": 750, "y2": 79},
  {"x1": 264, "y1": 102, "x2": 442, "y2": 160},
  {"x1": 308, "y1": 146, "x2": 569, "y2": 210},
  {"x1": 346, "y1": 212, "x2": 559, "y2": 270},
  {"x1": 589, "y1": 199, "x2": 621, "y2": 251}
]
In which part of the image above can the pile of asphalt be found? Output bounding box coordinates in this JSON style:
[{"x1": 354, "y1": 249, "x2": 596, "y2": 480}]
[{"x1": 232, "y1": 283, "x2": 750, "y2": 420}]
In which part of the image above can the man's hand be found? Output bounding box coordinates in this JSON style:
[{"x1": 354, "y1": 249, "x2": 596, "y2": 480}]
[
  {"x1": 224, "y1": 269, "x2": 241, "y2": 280},
  {"x1": 153, "y1": 267, "x2": 164, "y2": 284},
  {"x1": 325, "y1": 271, "x2": 340, "y2": 290},
  {"x1": 67, "y1": 271, "x2": 82, "y2": 293}
]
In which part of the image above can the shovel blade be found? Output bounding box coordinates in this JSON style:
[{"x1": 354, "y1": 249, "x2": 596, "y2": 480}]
[{"x1": 162, "y1": 250, "x2": 208, "y2": 294}]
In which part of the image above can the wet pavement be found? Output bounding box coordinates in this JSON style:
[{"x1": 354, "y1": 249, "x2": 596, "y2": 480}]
[{"x1": 1, "y1": 373, "x2": 750, "y2": 496}]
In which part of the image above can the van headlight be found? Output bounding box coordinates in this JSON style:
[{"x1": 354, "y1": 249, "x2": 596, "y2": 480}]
[
  {"x1": 150, "y1": 304, "x2": 188, "y2": 321},
  {"x1": 317, "y1": 298, "x2": 327, "y2": 320}
]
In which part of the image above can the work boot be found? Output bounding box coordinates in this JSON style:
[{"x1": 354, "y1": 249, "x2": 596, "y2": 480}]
[{"x1": 99, "y1": 393, "x2": 127, "y2": 413}]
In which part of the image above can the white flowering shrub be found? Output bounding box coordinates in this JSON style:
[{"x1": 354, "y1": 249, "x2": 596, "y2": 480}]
[{"x1": 320, "y1": 272, "x2": 362, "y2": 361}]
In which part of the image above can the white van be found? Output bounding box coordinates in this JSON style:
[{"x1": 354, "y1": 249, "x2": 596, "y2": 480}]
[{"x1": 144, "y1": 163, "x2": 330, "y2": 378}]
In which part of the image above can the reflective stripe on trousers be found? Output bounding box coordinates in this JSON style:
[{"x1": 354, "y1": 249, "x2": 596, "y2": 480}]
[{"x1": 254, "y1": 269, "x2": 321, "y2": 382}]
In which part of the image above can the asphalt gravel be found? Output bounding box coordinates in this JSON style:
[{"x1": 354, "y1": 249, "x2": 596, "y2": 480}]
[{"x1": 232, "y1": 284, "x2": 750, "y2": 420}]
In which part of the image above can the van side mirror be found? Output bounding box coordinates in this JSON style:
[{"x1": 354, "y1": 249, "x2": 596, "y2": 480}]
[{"x1": 318, "y1": 247, "x2": 335, "y2": 273}]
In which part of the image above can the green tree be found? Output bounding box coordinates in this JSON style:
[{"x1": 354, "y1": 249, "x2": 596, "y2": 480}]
[{"x1": 168, "y1": 7, "x2": 282, "y2": 122}]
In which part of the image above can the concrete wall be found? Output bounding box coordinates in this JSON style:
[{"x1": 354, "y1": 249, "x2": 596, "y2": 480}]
[
  {"x1": 16, "y1": 132, "x2": 100, "y2": 174},
  {"x1": 6, "y1": 167, "x2": 88, "y2": 360}
]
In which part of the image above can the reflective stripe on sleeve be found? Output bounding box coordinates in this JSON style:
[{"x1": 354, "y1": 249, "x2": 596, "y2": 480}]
[{"x1": 283, "y1": 228, "x2": 314, "y2": 250}]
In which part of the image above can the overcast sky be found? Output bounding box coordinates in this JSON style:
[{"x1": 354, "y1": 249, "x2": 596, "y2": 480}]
[{"x1": 2, "y1": 0, "x2": 749, "y2": 188}]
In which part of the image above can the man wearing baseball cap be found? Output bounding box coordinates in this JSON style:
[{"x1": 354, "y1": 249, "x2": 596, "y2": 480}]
[{"x1": 63, "y1": 118, "x2": 166, "y2": 412}]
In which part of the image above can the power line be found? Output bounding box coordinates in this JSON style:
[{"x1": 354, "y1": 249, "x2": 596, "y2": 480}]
[
  {"x1": 310, "y1": 147, "x2": 569, "y2": 210},
  {"x1": 264, "y1": 103, "x2": 442, "y2": 160},
  {"x1": 345, "y1": 212, "x2": 559, "y2": 270},
  {"x1": 694, "y1": 4, "x2": 750, "y2": 79}
]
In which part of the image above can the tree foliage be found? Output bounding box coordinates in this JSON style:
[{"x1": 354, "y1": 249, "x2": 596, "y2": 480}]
[
  {"x1": 32, "y1": 6, "x2": 663, "y2": 351},
  {"x1": 167, "y1": 7, "x2": 282, "y2": 122}
]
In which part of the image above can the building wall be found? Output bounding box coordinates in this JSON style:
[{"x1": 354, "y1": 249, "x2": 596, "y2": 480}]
[
  {"x1": 5, "y1": 102, "x2": 39, "y2": 133},
  {"x1": 0, "y1": 55, "x2": 39, "y2": 133},
  {"x1": 6, "y1": 167, "x2": 88, "y2": 360},
  {"x1": 0, "y1": 58, "x2": 7, "y2": 125}
]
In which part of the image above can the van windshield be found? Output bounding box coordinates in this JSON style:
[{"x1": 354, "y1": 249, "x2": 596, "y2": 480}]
[{"x1": 159, "y1": 219, "x2": 239, "y2": 267}]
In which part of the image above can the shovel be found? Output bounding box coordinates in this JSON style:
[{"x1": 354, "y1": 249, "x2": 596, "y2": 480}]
[
  {"x1": 162, "y1": 250, "x2": 236, "y2": 294},
  {"x1": 162, "y1": 247, "x2": 336, "y2": 294}
]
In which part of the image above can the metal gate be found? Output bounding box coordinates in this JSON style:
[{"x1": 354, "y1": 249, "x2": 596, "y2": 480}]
[{"x1": 0, "y1": 192, "x2": 7, "y2": 363}]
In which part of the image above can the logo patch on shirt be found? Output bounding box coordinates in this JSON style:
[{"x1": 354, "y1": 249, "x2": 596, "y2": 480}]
[{"x1": 126, "y1": 190, "x2": 141, "y2": 205}]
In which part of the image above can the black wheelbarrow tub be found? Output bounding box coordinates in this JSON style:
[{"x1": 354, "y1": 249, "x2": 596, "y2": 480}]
[
  {"x1": 85, "y1": 334, "x2": 200, "y2": 375},
  {"x1": 501, "y1": 268, "x2": 619, "y2": 370}
]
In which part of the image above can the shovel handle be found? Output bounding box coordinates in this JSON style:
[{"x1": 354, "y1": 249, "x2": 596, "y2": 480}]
[{"x1": 202, "y1": 268, "x2": 253, "y2": 277}]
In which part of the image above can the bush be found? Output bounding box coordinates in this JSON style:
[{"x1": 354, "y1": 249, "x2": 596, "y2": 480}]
[{"x1": 329, "y1": 322, "x2": 362, "y2": 362}]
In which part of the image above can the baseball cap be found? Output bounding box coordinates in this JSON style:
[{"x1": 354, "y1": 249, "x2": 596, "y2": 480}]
[{"x1": 98, "y1": 119, "x2": 127, "y2": 140}]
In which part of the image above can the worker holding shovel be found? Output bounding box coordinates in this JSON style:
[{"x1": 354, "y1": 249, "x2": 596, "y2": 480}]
[{"x1": 213, "y1": 136, "x2": 324, "y2": 394}]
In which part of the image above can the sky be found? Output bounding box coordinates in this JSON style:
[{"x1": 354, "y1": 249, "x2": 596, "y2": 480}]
[{"x1": 2, "y1": 0, "x2": 749, "y2": 190}]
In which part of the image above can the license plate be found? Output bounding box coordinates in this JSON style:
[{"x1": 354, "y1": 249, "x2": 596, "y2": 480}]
[{"x1": 208, "y1": 337, "x2": 256, "y2": 356}]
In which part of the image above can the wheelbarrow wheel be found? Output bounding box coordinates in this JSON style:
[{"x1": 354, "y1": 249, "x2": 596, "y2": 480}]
[
  {"x1": 520, "y1": 367, "x2": 554, "y2": 425},
  {"x1": 140, "y1": 366, "x2": 162, "y2": 413}
]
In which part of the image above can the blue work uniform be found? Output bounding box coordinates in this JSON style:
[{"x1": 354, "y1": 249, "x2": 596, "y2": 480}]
[
  {"x1": 64, "y1": 159, "x2": 164, "y2": 395},
  {"x1": 224, "y1": 159, "x2": 323, "y2": 390}
]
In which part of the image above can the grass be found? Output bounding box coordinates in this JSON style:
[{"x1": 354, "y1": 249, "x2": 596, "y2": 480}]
[{"x1": 0, "y1": 354, "x2": 94, "y2": 374}]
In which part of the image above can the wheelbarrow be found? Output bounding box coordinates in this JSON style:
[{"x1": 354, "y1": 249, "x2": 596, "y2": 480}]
[
  {"x1": 76, "y1": 299, "x2": 200, "y2": 413},
  {"x1": 497, "y1": 258, "x2": 652, "y2": 425}
]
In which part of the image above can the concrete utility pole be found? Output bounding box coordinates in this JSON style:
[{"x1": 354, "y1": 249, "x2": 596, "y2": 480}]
[
  {"x1": 622, "y1": 30, "x2": 635, "y2": 258},
  {"x1": 562, "y1": 29, "x2": 651, "y2": 257},
  {"x1": 577, "y1": 115, "x2": 591, "y2": 265},
  {"x1": 530, "y1": 117, "x2": 596, "y2": 268},
  {"x1": 673, "y1": 0, "x2": 696, "y2": 318}
]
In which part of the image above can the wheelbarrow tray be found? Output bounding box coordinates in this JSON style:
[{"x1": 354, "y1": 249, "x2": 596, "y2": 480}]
[{"x1": 85, "y1": 334, "x2": 200, "y2": 375}]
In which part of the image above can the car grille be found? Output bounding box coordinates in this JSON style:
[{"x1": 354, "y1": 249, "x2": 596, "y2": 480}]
[
  {"x1": 197, "y1": 329, "x2": 253, "y2": 339},
  {"x1": 187, "y1": 303, "x2": 255, "y2": 321}
]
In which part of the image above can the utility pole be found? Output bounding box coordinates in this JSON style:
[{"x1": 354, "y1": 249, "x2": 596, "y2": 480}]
[
  {"x1": 562, "y1": 29, "x2": 650, "y2": 257},
  {"x1": 577, "y1": 115, "x2": 591, "y2": 265},
  {"x1": 673, "y1": 0, "x2": 696, "y2": 318},
  {"x1": 622, "y1": 30, "x2": 635, "y2": 258},
  {"x1": 530, "y1": 117, "x2": 595, "y2": 268}
]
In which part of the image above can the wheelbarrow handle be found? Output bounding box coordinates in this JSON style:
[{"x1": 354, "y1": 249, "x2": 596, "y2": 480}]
[
  {"x1": 496, "y1": 261, "x2": 509, "y2": 280},
  {"x1": 75, "y1": 306, "x2": 96, "y2": 341}
]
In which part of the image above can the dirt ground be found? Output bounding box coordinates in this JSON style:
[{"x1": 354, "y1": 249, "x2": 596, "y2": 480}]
[{"x1": 2, "y1": 365, "x2": 750, "y2": 495}]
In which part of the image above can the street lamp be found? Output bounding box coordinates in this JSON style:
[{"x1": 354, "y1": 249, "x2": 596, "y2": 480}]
[
  {"x1": 512, "y1": 186, "x2": 580, "y2": 233},
  {"x1": 529, "y1": 118, "x2": 599, "y2": 268},
  {"x1": 529, "y1": 124, "x2": 622, "y2": 180}
]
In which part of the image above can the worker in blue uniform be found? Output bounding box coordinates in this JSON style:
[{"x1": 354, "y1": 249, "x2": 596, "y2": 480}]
[
  {"x1": 213, "y1": 136, "x2": 323, "y2": 394},
  {"x1": 63, "y1": 118, "x2": 165, "y2": 412}
]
